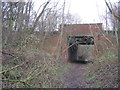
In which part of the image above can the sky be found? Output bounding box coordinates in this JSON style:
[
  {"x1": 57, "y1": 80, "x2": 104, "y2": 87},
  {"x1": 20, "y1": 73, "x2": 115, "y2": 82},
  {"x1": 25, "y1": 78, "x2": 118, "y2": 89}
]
[
  {"x1": 66, "y1": 0, "x2": 118, "y2": 23},
  {"x1": 3, "y1": 0, "x2": 118, "y2": 24},
  {"x1": 33, "y1": 0, "x2": 118, "y2": 29},
  {"x1": 67, "y1": 0, "x2": 105, "y2": 23}
]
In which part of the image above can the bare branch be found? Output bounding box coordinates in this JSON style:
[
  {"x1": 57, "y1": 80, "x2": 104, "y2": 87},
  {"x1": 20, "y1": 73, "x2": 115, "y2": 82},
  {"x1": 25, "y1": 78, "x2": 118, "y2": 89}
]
[
  {"x1": 105, "y1": 0, "x2": 120, "y2": 21},
  {"x1": 33, "y1": 1, "x2": 50, "y2": 31}
]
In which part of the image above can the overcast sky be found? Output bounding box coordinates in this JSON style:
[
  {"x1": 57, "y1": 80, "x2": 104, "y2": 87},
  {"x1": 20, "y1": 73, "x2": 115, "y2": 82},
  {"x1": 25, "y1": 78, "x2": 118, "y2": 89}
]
[
  {"x1": 33, "y1": 0, "x2": 118, "y2": 29},
  {"x1": 67, "y1": 0, "x2": 105, "y2": 23},
  {"x1": 67, "y1": 0, "x2": 118, "y2": 23}
]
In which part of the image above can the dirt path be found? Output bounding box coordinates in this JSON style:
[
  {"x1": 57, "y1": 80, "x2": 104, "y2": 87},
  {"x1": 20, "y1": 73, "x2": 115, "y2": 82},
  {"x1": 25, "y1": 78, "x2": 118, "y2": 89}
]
[
  {"x1": 62, "y1": 62, "x2": 90, "y2": 88},
  {"x1": 61, "y1": 60, "x2": 118, "y2": 88}
]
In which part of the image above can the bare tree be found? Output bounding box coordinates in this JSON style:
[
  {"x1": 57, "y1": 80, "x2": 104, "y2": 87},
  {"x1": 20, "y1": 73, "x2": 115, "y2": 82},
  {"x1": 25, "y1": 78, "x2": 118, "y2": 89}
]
[
  {"x1": 2, "y1": 1, "x2": 34, "y2": 45},
  {"x1": 64, "y1": 13, "x2": 82, "y2": 24},
  {"x1": 105, "y1": 0, "x2": 119, "y2": 44},
  {"x1": 32, "y1": 1, "x2": 50, "y2": 31},
  {"x1": 105, "y1": 0, "x2": 120, "y2": 21}
]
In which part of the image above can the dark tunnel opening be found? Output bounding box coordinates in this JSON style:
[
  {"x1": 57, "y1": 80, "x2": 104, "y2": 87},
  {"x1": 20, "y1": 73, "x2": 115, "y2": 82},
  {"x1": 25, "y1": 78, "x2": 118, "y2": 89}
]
[{"x1": 68, "y1": 35, "x2": 94, "y2": 63}]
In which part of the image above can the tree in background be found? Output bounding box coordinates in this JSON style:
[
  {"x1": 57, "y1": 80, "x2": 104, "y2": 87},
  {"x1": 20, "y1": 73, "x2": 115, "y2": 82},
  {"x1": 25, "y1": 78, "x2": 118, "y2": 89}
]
[
  {"x1": 106, "y1": 2, "x2": 118, "y2": 30},
  {"x1": 2, "y1": 1, "x2": 33, "y2": 45},
  {"x1": 105, "y1": 0, "x2": 119, "y2": 44},
  {"x1": 64, "y1": 13, "x2": 82, "y2": 24}
]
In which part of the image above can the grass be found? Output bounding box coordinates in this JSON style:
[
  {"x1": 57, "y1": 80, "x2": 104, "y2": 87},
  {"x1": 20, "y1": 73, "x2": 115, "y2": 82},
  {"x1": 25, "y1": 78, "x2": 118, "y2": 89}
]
[
  {"x1": 85, "y1": 38, "x2": 118, "y2": 88},
  {"x1": 2, "y1": 33, "x2": 118, "y2": 88},
  {"x1": 2, "y1": 34, "x2": 65, "y2": 88},
  {"x1": 56, "y1": 62, "x2": 73, "y2": 78},
  {"x1": 83, "y1": 73, "x2": 89, "y2": 77},
  {"x1": 87, "y1": 75, "x2": 96, "y2": 81}
]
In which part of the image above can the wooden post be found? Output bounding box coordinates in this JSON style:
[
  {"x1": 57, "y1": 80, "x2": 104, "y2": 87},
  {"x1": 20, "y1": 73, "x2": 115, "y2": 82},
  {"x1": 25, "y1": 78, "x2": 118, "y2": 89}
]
[
  {"x1": 60, "y1": 0, "x2": 65, "y2": 59},
  {"x1": 118, "y1": 1, "x2": 120, "y2": 88},
  {"x1": 0, "y1": 1, "x2": 1, "y2": 49}
]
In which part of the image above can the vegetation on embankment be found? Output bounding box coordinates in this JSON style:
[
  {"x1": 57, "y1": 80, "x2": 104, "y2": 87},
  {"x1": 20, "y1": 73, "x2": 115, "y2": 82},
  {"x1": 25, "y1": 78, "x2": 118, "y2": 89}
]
[
  {"x1": 83, "y1": 37, "x2": 118, "y2": 88},
  {"x1": 2, "y1": 34, "x2": 72, "y2": 88}
]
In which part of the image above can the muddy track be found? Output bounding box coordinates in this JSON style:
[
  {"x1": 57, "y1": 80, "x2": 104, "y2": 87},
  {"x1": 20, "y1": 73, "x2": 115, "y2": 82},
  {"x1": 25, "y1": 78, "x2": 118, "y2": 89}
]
[{"x1": 62, "y1": 62, "x2": 90, "y2": 88}]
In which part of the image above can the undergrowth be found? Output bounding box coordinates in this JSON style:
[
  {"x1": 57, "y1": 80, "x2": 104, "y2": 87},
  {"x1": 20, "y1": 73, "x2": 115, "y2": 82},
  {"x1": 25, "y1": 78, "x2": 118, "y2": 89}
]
[
  {"x1": 83, "y1": 38, "x2": 118, "y2": 88},
  {"x1": 2, "y1": 34, "x2": 70, "y2": 88}
]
